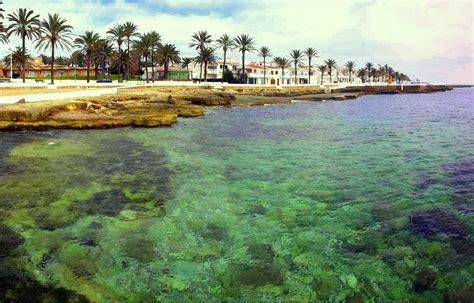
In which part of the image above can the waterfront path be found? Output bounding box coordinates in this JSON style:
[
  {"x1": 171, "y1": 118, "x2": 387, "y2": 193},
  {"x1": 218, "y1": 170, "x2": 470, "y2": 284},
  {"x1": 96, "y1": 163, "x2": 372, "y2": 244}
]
[{"x1": 0, "y1": 87, "x2": 120, "y2": 104}]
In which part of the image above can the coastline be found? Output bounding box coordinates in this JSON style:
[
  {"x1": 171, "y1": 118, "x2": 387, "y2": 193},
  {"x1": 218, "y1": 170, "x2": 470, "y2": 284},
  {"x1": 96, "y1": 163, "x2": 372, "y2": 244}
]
[{"x1": 0, "y1": 84, "x2": 453, "y2": 131}]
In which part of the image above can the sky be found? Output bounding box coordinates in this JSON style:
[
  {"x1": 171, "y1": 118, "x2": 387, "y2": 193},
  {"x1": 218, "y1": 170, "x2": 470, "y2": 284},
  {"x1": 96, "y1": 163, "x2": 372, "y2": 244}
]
[{"x1": 1, "y1": 0, "x2": 473, "y2": 84}]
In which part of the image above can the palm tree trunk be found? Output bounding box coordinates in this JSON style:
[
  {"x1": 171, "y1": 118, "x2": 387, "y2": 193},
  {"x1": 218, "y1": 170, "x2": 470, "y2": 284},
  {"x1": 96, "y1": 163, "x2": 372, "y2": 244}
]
[
  {"x1": 199, "y1": 62, "x2": 202, "y2": 83},
  {"x1": 294, "y1": 62, "x2": 297, "y2": 84},
  {"x1": 126, "y1": 39, "x2": 130, "y2": 81},
  {"x1": 151, "y1": 49, "x2": 155, "y2": 81},
  {"x1": 51, "y1": 43, "x2": 55, "y2": 85},
  {"x1": 86, "y1": 56, "x2": 90, "y2": 83},
  {"x1": 22, "y1": 34, "x2": 26, "y2": 83},
  {"x1": 241, "y1": 52, "x2": 245, "y2": 84},
  {"x1": 204, "y1": 61, "x2": 208, "y2": 82},
  {"x1": 308, "y1": 57, "x2": 311, "y2": 84},
  {"x1": 221, "y1": 50, "x2": 226, "y2": 84},
  {"x1": 320, "y1": 71, "x2": 323, "y2": 85},
  {"x1": 145, "y1": 55, "x2": 149, "y2": 83},
  {"x1": 349, "y1": 71, "x2": 351, "y2": 83},
  {"x1": 281, "y1": 68, "x2": 284, "y2": 85},
  {"x1": 165, "y1": 61, "x2": 169, "y2": 80},
  {"x1": 329, "y1": 70, "x2": 332, "y2": 83},
  {"x1": 118, "y1": 43, "x2": 122, "y2": 83},
  {"x1": 263, "y1": 57, "x2": 266, "y2": 85},
  {"x1": 186, "y1": 66, "x2": 189, "y2": 80}
]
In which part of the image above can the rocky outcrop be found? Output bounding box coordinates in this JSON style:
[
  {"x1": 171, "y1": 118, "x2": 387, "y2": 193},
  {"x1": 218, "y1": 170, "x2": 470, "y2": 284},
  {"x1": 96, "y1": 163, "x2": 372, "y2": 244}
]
[{"x1": 0, "y1": 95, "x2": 204, "y2": 131}]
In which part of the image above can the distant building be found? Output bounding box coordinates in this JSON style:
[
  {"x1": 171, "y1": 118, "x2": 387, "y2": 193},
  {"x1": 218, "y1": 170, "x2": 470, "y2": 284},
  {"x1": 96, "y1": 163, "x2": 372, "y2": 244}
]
[{"x1": 0, "y1": 56, "x2": 94, "y2": 78}]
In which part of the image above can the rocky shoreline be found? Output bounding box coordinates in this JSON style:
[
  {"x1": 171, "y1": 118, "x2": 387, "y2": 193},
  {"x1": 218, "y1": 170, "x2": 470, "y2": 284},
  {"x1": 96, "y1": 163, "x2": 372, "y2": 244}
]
[{"x1": 0, "y1": 84, "x2": 451, "y2": 131}]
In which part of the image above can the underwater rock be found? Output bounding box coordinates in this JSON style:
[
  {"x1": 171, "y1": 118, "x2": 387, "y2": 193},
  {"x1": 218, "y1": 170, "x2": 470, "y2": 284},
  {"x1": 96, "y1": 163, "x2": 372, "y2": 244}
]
[
  {"x1": 311, "y1": 272, "x2": 340, "y2": 299},
  {"x1": 248, "y1": 205, "x2": 267, "y2": 216},
  {"x1": 0, "y1": 272, "x2": 88, "y2": 302},
  {"x1": 247, "y1": 243, "x2": 276, "y2": 262},
  {"x1": 122, "y1": 234, "x2": 156, "y2": 262},
  {"x1": 0, "y1": 224, "x2": 24, "y2": 258},
  {"x1": 82, "y1": 189, "x2": 130, "y2": 216},
  {"x1": 443, "y1": 288, "x2": 474, "y2": 303},
  {"x1": 444, "y1": 160, "x2": 474, "y2": 196},
  {"x1": 413, "y1": 268, "x2": 437, "y2": 292},
  {"x1": 410, "y1": 209, "x2": 467, "y2": 240},
  {"x1": 346, "y1": 293, "x2": 364, "y2": 303},
  {"x1": 201, "y1": 223, "x2": 228, "y2": 241},
  {"x1": 227, "y1": 263, "x2": 284, "y2": 287}
]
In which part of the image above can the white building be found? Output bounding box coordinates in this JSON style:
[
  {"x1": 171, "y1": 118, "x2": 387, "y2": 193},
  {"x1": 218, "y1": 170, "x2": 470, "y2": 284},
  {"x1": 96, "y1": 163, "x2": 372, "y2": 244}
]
[{"x1": 188, "y1": 58, "x2": 362, "y2": 85}]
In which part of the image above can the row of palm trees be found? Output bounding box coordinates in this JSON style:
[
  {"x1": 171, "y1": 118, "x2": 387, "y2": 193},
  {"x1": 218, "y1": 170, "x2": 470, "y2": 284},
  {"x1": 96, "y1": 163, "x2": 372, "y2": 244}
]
[
  {"x1": 1, "y1": 8, "x2": 182, "y2": 84},
  {"x1": 187, "y1": 30, "x2": 409, "y2": 85},
  {"x1": 1, "y1": 7, "x2": 410, "y2": 85}
]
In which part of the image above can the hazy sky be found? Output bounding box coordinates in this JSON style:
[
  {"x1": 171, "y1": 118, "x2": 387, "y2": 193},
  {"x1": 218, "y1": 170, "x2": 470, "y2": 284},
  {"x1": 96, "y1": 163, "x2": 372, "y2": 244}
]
[{"x1": 2, "y1": 0, "x2": 473, "y2": 83}]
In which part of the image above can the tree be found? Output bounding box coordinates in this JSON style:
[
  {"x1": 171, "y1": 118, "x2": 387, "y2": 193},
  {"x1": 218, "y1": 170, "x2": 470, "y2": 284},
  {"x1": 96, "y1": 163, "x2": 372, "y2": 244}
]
[
  {"x1": 357, "y1": 68, "x2": 367, "y2": 83},
  {"x1": 148, "y1": 31, "x2": 161, "y2": 81},
  {"x1": 345, "y1": 61, "x2": 355, "y2": 83},
  {"x1": 194, "y1": 47, "x2": 216, "y2": 82},
  {"x1": 0, "y1": 2, "x2": 8, "y2": 44},
  {"x1": 273, "y1": 56, "x2": 290, "y2": 85},
  {"x1": 365, "y1": 62, "x2": 373, "y2": 82},
  {"x1": 189, "y1": 30, "x2": 212, "y2": 82},
  {"x1": 122, "y1": 21, "x2": 139, "y2": 80},
  {"x1": 258, "y1": 46, "x2": 272, "y2": 85},
  {"x1": 157, "y1": 43, "x2": 180, "y2": 80},
  {"x1": 318, "y1": 65, "x2": 326, "y2": 85},
  {"x1": 289, "y1": 49, "x2": 304, "y2": 85},
  {"x1": 304, "y1": 47, "x2": 318, "y2": 84},
  {"x1": 71, "y1": 50, "x2": 85, "y2": 67},
  {"x1": 6, "y1": 8, "x2": 40, "y2": 83},
  {"x1": 133, "y1": 33, "x2": 153, "y2": 83},
  {"x1": 107, "y1": 23, "x2": 125, "y2": 82},
  {"x1": 74, "y1": 31, "x2": 101, "y2": 83},
  {"x1": 180, "y1": 57, "x2": 193, "y2": 80},
  {"x1": 3, "y1": 47, "x2": 32, "y2": 78},
  {"x1": 216, "y1": 34, "x2": 235, "y2": 84},
  {"x1": 325, "y1": 59, "x2": 336, "y2": 83},
  {"x1": 35, "y1": 13, "x2": 73, "y2": 84},
  {"x1": 234, "y1": 34, "x2": 256, "y2": 83}
]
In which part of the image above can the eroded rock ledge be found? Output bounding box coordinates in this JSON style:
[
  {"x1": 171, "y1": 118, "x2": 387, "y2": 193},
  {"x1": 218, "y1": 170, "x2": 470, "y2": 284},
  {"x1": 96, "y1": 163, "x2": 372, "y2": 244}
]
[{"x1": 0, "y1": 84, "x2": 451, "y2": 131}]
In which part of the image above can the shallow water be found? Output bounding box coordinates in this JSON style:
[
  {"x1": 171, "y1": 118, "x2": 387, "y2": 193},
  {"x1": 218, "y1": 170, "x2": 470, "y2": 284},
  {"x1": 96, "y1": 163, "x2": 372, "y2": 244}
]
[{"x1": 0, "y1": 88, "x2": 473, "y2": 302}]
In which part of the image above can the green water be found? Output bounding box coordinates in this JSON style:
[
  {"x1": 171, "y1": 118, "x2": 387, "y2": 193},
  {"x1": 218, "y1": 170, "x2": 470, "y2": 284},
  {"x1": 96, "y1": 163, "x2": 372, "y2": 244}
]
[{"x1": 0, "y1": 89, "x2": 473, "y2": 302}]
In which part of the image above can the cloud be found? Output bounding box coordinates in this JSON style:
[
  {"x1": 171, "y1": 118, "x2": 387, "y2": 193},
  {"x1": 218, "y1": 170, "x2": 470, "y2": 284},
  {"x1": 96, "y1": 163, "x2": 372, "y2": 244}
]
[{"x1": 1, "y1": 0, "x2": 473, "y2": 83}]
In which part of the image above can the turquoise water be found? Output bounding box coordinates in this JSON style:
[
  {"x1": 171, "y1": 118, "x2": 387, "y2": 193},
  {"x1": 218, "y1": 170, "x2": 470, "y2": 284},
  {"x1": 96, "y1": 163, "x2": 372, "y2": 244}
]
[{"x1": 0, "y1": 88, "x2": 473, "y2": 302}]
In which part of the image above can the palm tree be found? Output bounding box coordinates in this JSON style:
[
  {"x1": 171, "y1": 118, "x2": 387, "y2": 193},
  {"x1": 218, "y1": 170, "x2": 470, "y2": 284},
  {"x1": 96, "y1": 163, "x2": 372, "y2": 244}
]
[
  {"x1": 3, "y1": 47, "x2": 32, "y2": 77},
  {"x1": 74, "y1": 31, "x2": 101, "y2": 83},
  {"x1": 35, "y1": 13, "x2": 73, "y2": 84},
  {"x1": 6, "y1": 8, "x2": 41, "y2": 83},
  {"x1": 148, "y1": 31, "x2": 161, "y2": 81},
  {"x1": 318, "y1": 65, "x2": 326, "y2": 85},
  {"x1": 258, "y1": 46, "x2": 272, "y2": 85},
  {"x1": 345, "y1": 61, "x2": 356, "y2": 83},
  {"x1": 194, "y1": 47, "x2": 215, "y2": 82},
  {"x1": 189, "y1": 30, "x2": 212, "y2": 82},
  {"x1": 325, "y1": 59, "x2": 337, "y2": 83},
  {"x1": 180, "y1": 57, "x2": 193, "y2": 80},
  {"x1": 273, "y1": 56, "x2": 290, "y2": 85},
  {"x1": 357, "y1": 68, "x2": 367, "y2": 83},
  {"x1": 234, "y1": 34, "x2": 256, "y2": 83},
  {"x1": 107, "y1": 23, "x2": 125, "y2": 82},
  {"x1": 122, "y1": 21, "x2": 139, "y2": 80},
  {"x1": 216, "y1": 34, "x2": 235, "y2": 84},
  {"x1": 289, "y1": 49, "x2": 304, "y2": 85},
  {"x1": 0, "y1": 4, "x2": 8, "y2": 44},
  {"x1": 304, "y1": 47, "x2": 318, "y2": 84},
  {"x1": 156, "y1": 43, "x2": 180, "y2": 80},
  {"x1": 133, "y1": 33, "x2": 152, "y2": 82},
  {"x1": 365, "y1": 62, "x2": 373, "y2": 83}
]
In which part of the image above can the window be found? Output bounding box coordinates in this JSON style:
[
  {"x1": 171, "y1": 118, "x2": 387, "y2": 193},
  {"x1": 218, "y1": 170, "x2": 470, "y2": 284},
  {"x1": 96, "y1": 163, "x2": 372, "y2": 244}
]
[{"x1": 275, "y1": 71, "x2": 278, "y2": 75}]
